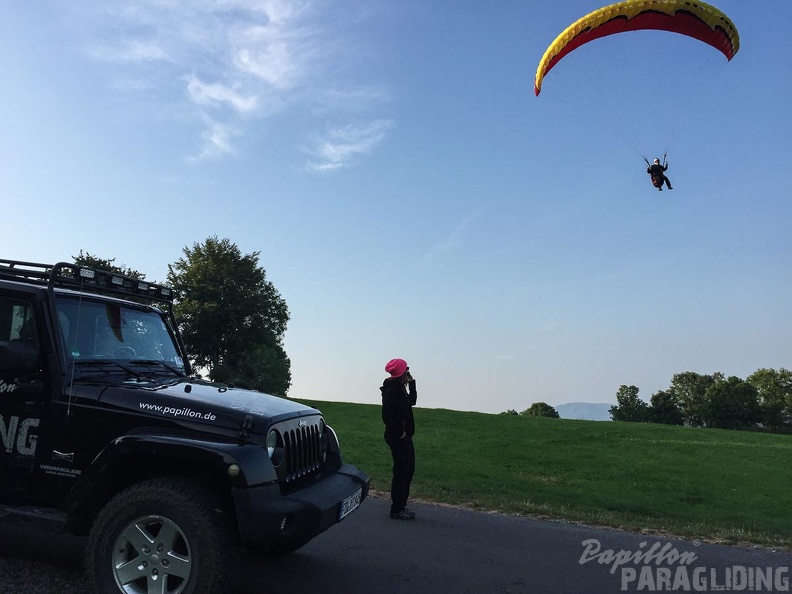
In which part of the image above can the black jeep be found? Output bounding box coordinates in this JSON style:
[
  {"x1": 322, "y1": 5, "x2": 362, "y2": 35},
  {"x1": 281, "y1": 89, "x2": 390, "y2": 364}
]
[{"x1": 0, "y1": 259, "x2": 369, "y2": 593}]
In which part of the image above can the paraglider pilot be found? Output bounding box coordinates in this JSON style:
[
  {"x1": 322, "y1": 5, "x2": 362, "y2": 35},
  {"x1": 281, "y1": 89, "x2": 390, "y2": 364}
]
[{"x1": 647, "y1": 158, "x2": 673, "y2": 191}]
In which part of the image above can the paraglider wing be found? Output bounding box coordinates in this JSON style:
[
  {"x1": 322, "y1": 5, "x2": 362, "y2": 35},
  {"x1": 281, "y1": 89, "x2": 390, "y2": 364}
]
[{"x1": 534, "y1": 0, "x2": 739, "y2": 96}]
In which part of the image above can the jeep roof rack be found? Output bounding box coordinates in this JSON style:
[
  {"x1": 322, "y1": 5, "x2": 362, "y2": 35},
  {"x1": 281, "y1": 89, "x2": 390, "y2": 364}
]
[{"x1": 0, "y1": 259, "x2": 174, "y2": 305}]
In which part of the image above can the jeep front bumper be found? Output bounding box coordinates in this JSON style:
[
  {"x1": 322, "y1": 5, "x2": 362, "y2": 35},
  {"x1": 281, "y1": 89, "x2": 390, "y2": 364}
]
[{"x1": 231, "y1": 463, "x2": 370, "y2": 546}]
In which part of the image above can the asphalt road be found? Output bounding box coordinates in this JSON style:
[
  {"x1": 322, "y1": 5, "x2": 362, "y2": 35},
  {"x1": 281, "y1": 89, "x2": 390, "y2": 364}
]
[{"x1": 1, "y1": 496, "x2": 790, "y2": 593}]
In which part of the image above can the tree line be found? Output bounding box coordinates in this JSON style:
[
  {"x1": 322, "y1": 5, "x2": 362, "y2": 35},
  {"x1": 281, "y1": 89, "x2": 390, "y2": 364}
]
[
  {"x1": 502, "y1": 368, "x2": 792, "y2": 434},
  {"x1": 73, "y1": 236, "x2": 291, "y2": 396},
  {"x1": 608, "y1": 369, "x2": 792, "y2": 432}
]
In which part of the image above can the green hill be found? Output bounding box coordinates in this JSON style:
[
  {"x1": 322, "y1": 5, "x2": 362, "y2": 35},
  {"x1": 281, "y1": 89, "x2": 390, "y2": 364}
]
[{"x1": 298, "y1": 399, "x2": 792, "y2": 549}]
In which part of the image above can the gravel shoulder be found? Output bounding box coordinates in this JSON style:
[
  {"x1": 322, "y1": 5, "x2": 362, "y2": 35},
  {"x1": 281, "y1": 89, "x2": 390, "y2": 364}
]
[{"x1": 0, "y1": 525, "x2": 89, "y2": 594}]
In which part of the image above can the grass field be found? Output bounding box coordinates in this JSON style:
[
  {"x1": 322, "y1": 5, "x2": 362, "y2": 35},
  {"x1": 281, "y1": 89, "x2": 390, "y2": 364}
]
[{"x1": 298, "y1": 399, "x2": 792, "y2": 549}]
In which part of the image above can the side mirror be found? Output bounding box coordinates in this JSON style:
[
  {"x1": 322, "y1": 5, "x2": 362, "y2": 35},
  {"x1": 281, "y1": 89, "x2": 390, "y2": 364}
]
[{"x1": 0, "y1": 340, "x2": 40, "y2": 373}]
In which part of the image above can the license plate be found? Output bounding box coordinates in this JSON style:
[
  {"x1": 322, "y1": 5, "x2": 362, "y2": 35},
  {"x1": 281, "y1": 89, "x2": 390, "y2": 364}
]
[{"x1": 339, "y1": 488, "x2": 362, "y2": 521}]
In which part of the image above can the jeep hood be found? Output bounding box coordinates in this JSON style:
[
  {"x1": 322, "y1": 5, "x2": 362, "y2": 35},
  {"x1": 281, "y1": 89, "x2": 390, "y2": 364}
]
[{"x1": 88, "y1": 378, "x2": 320, "y2": 434}]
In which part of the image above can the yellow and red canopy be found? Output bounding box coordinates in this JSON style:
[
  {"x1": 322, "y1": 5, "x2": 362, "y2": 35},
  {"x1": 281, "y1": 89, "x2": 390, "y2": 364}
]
[{"x1": 534, "y1": 0, "x2": 740, "y2": 96}]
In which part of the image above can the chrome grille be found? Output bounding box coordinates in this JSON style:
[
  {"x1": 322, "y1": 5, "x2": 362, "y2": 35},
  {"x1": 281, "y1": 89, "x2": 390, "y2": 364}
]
[{"x1": 282, "y1": 419, "x2": 323, "y2": 483}]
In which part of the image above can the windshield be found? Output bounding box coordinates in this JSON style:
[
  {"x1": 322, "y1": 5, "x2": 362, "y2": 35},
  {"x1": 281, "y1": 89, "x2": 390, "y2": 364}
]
[{"x1": 55, "y1": 296, "x2": 185, "y2": 373}]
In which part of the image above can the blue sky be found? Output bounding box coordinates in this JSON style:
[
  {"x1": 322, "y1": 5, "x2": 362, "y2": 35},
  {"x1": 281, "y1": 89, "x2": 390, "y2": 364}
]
[{"x1": 2, "y1": 1, "x2": 789, "y2": 414}]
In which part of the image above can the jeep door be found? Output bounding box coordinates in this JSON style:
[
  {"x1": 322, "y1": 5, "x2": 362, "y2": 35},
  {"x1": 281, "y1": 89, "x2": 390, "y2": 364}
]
[{"x1": 0, "y1": 293, "x2": 49, "y2": 496}]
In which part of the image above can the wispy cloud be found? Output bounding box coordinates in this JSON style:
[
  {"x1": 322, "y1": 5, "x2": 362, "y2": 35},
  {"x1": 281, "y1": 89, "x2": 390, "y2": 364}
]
[
  {"x1": 186, "y1": 119, "x2": 239, "y2": 161},
  {"x1": 304, "y1": 119, "x2": 392, "y2": 173},
  {"x1": 185, "y1": 75, "x2": 258, "y2": 113},
  {"x1": 230, "y1": 16, "x2": 307, "y2": 91},
  {"x1": 75, "y1": 0, "x2": 391, "y2": 164},
  {"x1": 423, "y1": 209, "x2": 483, "y2": 263}
]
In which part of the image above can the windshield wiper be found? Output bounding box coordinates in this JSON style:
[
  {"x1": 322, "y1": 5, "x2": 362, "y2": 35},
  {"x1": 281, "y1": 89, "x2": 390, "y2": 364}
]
[
  {"x1": 129, "y1": 359, "x2": 185, "y2": 376},
  {"x1": 73, "y1": 359, "x2": 143, "y2": 379}
]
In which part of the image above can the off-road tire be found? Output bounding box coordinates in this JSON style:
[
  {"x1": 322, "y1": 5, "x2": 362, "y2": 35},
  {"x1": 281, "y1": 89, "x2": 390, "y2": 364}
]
[{"x1": 85, "y1": 477, "x2": 238, "y2": 594}]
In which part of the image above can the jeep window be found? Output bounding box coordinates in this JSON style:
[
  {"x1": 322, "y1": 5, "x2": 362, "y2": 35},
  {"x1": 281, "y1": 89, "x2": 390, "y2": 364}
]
[
  {"x1": 55, "y1": 296, "x2": 185, "y2": 372},
  {"x1": 0, "y1": 296, "x2": 40, "y2": 378}
]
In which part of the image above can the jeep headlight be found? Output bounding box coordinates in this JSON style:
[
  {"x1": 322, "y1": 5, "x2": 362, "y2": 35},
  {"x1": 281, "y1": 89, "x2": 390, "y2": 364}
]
[{"x1": 266, "y1": 429, "x2": 284, "y2": 466}]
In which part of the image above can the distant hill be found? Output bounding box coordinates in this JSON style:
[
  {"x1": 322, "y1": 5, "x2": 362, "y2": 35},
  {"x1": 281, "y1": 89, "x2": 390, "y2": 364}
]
[{"x1": 556, "y1": 402, "x2": 612, "y2": 421}]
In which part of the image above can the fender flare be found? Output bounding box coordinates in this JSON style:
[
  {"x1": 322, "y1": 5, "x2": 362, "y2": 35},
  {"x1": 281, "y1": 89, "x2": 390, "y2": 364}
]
[{"x1": 64, "y1": 429, "x2": 276, "y2": 526}]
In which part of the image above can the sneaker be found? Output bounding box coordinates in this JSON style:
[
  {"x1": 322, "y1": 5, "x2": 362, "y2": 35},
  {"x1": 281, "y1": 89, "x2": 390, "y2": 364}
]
[
  {"x1": 668, "y1": 186, "x2": 673, "y2": 190},
  {"x1": 389, "y1": 509, "x2": 416, "y2": 520}
]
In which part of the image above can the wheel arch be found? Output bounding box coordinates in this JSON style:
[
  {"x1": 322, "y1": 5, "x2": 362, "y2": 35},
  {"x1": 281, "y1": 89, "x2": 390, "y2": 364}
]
[{"x1": 64, "y1": 431, "x2": 276, "y2": 535}]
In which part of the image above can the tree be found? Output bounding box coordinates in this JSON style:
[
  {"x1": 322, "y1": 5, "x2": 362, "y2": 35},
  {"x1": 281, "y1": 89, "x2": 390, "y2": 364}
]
[
  {"x1": 73, "y1": 250, "x2": 145, "y2": 279},
  {"x1": 213, "y1": 342, "x2": 291, "y2": 396},
  {"x1": 668, "y1": 371, "x2": 723, "y2": 427},
  {"x1": 167, "y1": 237, "x2": 291, "y2": 394},
  {"x1": 700, "y1": 376, "x2": 761, "y2": 430},
  {"x1": 521, "y1": 402, "x2": 560, "y2": 418},
  {"x1": 647, "y1": 390, "x2": 684, "y2": 425},
  {"x1": 609, "y1": 385, "x2": 649, "y2": 422},
  {"x1": 747, "y1": 368, "x2": 792, "y2": 432}
]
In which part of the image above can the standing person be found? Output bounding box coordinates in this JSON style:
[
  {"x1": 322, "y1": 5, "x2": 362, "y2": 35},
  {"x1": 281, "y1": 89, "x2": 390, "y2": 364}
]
[
  {"x1": 647, "y1": 157, "x2": 673, "y2": 191},
  {"x1": 381, "y1": 358, "x2": 417, "y2": 520}
]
